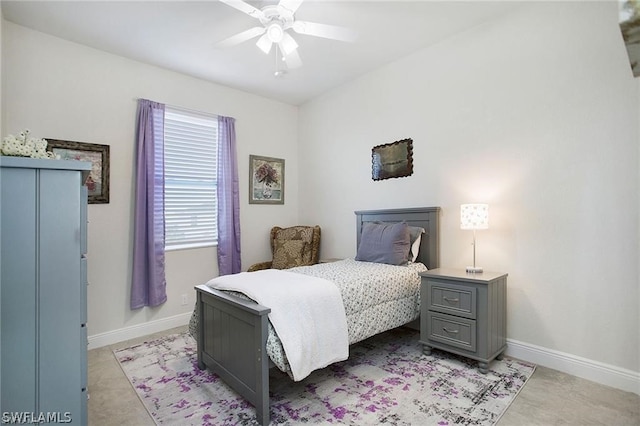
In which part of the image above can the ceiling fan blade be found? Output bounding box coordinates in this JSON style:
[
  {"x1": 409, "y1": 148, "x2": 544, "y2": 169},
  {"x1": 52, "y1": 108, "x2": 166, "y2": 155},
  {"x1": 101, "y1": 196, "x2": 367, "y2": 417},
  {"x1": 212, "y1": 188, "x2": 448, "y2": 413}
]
[
  {"x1": 292, "y1": 21, "x2": 357, "y2": 42},
  {"x1": 279, "y1": 0, "x2": 304, "y2": 14},
  {"x1": 283, "y1": 48, "x2": 302, "y2": 69},
  {"x1": 219, "y1": 0, "x2": 265, "y2": 20},
  {"x1": 217, "y1": 26, "x2": 266, "y2": 48}
]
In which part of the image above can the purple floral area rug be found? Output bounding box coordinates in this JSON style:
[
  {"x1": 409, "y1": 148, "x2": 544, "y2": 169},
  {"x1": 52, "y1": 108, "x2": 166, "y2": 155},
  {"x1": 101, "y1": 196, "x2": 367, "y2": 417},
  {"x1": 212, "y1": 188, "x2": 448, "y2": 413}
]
[{"x1": 114, "y1": 328, "x2": 535, "y2": 425}]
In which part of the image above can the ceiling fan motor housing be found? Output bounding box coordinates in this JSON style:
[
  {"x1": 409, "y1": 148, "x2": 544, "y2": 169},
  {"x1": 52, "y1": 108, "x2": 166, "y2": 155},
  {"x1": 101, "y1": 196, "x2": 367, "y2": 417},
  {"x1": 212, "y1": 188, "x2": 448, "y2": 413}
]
[{"x1": 259, "y1": 5, "x2": 295, "y2": 30}]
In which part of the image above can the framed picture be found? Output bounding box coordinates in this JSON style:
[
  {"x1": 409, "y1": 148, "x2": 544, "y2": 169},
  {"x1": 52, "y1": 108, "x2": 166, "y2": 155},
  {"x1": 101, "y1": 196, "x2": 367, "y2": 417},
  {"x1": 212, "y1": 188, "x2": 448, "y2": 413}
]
[
  {"x1": 619, "y1": 2, "x2": 640, "y2": 77},
  {"x1": 47, "y1": 139, "x2": 110, "y2": 204},
  {"x1": 371, "y1": 138, "x2": 414, "y2": 181},
  {"x1": 249, "y1": 155, "x2": 284, "y2": 204}
]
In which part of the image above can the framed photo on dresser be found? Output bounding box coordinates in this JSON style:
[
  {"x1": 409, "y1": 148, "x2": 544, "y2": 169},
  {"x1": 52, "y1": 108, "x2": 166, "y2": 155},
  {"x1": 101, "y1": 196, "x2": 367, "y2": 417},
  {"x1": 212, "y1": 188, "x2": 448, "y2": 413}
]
[{"x1": 47, "y1": 139, "x2": 110, "y2": 204}]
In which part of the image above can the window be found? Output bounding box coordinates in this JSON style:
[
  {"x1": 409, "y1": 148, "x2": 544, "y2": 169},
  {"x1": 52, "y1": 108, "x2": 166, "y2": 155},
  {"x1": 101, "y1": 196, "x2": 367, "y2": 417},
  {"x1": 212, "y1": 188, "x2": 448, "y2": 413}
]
[{"x1": 163, "y1": 106, "x2": 218, "y2": 250}]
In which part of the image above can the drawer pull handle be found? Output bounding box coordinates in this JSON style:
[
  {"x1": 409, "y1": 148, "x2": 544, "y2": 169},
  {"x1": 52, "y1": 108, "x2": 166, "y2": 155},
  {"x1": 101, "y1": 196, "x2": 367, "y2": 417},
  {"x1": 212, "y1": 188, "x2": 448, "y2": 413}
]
[
  {"x1": 443, "y1": 328, "x2": 459, "y2": 334},
  {"x1": 443, "y1": 297, "x2": 459, "y2": 303}
]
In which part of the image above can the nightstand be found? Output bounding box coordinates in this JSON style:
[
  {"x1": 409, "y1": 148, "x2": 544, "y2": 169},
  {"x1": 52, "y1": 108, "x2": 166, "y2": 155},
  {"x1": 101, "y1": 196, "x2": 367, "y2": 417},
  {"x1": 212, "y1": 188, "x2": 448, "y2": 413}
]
[{"x1": 419, "y1": 268, "x2": 507, "y2": 373}]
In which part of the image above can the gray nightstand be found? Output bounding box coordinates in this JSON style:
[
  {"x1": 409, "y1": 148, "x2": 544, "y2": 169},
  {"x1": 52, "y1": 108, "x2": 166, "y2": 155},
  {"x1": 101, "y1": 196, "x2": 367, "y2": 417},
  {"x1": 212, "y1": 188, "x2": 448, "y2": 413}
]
[{"x1": 419, "y1": 268, "x2": 507, "y2": 373}]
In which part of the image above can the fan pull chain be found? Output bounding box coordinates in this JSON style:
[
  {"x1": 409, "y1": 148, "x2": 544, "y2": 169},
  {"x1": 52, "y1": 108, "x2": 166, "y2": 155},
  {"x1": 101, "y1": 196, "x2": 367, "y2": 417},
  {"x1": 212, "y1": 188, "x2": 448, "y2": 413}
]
[{"x1": 274, "y1": 44, "x2": 286, "y2": 78}]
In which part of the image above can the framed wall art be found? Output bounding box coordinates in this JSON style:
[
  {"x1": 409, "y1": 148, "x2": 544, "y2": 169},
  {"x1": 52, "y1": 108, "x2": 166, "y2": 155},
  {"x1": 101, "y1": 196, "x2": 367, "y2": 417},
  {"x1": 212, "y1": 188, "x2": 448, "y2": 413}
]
[
  {"x1": 249, "y1": 155, "x2": 284, "y2": 205},
  {"x1": 371, "y1": 138, "x2": 414, "y2": 181},
  {"x1": 47, "y1": 139, "x2": 110, "y2": 204},
  {"x1": 619, "y1": 1, "x2": 640, "y2": 77}
]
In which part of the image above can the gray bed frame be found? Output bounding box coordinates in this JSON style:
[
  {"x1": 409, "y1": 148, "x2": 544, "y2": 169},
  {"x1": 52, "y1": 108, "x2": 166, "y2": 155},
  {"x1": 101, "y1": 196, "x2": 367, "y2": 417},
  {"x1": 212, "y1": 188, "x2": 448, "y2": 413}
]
[{"x1": 194, "y1": 206, "x2": 441, "y2": 425}]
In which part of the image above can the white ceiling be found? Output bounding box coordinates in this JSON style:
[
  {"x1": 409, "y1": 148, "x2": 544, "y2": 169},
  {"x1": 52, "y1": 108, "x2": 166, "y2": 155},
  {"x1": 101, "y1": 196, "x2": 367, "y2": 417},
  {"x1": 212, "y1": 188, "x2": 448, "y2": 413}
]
[{"x1": 1, "y1": 1, "x2": 522, "y2": 105}]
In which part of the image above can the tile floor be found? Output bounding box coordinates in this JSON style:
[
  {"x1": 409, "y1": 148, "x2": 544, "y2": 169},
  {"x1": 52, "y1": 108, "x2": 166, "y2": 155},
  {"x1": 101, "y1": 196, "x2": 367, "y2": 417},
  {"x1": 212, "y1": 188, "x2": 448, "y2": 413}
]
[{"x1": 87, "y1": 326, "x2": 640, "y2": 425}]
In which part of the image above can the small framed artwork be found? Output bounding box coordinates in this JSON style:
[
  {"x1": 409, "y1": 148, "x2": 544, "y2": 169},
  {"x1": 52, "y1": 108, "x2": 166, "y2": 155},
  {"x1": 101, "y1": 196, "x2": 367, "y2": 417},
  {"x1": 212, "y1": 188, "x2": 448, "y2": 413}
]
[
  {"x1": 249, "y1": 155, "x2": 284, "y2": 205},
  {"x1": 47, "y1": 139, "x2": 110, "y2": 204},
  {"x1": 371, "y1": 138, "x2": 414, "y2": 181}
]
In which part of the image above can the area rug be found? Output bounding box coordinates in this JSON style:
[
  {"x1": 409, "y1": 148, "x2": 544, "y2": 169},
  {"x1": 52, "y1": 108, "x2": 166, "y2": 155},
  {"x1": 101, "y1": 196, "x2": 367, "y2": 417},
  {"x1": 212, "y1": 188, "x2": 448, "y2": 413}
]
[{"x1": 114, "y1": 328, "x2": 535, "y2": 425}]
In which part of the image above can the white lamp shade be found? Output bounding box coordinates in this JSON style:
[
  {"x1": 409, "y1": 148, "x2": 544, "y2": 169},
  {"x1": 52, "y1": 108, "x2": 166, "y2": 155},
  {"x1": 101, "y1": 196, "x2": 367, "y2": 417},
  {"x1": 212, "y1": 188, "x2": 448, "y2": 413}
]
[{"x1": 460, "y1": 204, "x2": 489, "y2": 230}]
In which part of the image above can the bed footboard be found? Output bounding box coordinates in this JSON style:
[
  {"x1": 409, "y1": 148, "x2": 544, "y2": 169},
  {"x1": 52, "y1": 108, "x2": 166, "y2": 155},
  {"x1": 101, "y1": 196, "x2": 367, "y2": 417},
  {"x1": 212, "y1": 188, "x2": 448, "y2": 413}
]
[{"x1": 195, "y1": 284, "x2": 271, "y2": 426}]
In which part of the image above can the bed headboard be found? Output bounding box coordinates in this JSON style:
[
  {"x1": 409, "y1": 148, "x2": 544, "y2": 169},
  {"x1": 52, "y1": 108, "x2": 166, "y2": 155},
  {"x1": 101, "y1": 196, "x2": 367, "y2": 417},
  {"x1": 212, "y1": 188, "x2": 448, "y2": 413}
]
[{"x1": 354, "y1": 207, "x2": 441, "y2": 270}]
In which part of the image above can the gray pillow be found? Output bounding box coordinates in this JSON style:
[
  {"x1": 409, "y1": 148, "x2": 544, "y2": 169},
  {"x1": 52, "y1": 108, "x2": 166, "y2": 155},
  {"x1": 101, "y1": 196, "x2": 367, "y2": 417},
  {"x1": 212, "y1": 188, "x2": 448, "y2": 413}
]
[{"x1": 355, "y1": 221, "x2": 410, "y2": 265}]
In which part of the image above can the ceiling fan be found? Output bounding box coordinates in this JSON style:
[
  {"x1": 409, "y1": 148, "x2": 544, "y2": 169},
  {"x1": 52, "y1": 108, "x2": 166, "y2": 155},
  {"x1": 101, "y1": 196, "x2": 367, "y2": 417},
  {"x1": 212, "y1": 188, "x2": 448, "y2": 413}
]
[{"x1": 218, "y1": 0, "x2": 356, "y2": 70}]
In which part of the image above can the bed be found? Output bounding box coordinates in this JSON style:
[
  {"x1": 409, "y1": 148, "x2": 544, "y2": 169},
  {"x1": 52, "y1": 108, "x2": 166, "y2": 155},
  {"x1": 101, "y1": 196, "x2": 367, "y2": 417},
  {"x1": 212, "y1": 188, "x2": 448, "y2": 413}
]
[{"x1": 194, "y1": 207, "x2": 441, "y2": 425}]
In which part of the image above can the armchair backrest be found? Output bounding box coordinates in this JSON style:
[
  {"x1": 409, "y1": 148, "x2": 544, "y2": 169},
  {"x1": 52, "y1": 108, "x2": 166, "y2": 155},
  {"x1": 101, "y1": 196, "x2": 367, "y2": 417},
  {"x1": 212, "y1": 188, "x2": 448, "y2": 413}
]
[{"x1": 270, "y1": 225, "x2": 321, "y2": 267}]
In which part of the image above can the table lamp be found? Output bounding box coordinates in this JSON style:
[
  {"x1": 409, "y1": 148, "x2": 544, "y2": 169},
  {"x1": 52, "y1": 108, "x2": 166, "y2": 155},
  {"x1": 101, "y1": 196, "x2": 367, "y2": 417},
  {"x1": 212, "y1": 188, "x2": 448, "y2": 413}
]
[{"x1": 460, "y1": 203, "x2": 489, "y2": 273}]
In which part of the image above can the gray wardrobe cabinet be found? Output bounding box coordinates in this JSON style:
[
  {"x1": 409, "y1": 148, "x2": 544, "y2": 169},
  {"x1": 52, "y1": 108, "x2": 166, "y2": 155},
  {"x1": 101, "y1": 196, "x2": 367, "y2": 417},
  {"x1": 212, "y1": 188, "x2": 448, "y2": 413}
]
[{"x1": 1, "y1": 156, "x2": 91, "y2": 424}]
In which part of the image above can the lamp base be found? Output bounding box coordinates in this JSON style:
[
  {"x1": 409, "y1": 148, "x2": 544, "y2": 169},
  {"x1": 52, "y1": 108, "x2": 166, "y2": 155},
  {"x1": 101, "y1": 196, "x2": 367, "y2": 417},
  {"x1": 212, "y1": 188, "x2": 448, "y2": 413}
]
[{"x1": 466, "y1": 266, "x2": 483, "y2": 273}]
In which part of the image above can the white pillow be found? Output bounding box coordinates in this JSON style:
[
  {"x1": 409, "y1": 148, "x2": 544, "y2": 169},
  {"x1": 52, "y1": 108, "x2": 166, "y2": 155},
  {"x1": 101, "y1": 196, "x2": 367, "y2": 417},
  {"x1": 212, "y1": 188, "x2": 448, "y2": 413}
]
[{"x1": 408, "y1": 227, "x2": 425, "y2": 262}]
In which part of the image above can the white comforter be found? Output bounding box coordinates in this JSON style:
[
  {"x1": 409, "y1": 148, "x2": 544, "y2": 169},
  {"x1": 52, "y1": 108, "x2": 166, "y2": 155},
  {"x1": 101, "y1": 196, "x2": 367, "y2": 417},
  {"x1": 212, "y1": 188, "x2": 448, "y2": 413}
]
[{"x1": 205, "y1": 269, "x2": 349, "y2": 381}]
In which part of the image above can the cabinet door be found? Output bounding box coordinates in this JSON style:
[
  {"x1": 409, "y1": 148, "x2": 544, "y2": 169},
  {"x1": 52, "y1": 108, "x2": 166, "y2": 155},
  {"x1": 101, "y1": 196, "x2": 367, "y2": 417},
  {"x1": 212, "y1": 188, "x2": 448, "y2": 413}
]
[
  {"x1": 0, "y1": 167, "x2": 38, "y2": 412},
  {"x1": 38, "y1": 169, "x2": 83, "y2": 418}
]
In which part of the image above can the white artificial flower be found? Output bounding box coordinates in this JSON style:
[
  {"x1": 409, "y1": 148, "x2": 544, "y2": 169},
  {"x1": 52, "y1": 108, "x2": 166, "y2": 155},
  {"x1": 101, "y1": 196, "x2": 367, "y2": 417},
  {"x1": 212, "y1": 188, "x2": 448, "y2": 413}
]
[{"x1": 1, "y1": 129, "x2": 56, "y2": 159}]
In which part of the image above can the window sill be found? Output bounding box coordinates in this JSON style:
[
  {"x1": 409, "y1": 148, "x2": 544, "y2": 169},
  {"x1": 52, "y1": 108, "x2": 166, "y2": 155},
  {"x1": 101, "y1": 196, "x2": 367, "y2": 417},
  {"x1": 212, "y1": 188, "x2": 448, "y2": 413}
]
[{"x1": 165, "y1": 242, "x2": 217, "y2": 252}]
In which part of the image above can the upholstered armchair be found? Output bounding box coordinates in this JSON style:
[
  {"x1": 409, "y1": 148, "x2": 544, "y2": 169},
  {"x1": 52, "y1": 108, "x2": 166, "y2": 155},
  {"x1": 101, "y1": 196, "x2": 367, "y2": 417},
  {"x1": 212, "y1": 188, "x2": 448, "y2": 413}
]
[{"x1": 248, "y1": 225, "x2": 321, "y2": 272}]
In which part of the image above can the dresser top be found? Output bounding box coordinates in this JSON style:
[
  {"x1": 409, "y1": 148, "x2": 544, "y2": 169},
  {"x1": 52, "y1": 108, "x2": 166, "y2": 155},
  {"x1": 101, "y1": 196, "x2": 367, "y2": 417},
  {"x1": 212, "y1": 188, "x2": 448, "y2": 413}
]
[
  {"x1": 420, "y1": 268, "x2": 507, "y2": 283},
  {"x1": 0, "y1": 156, "x2": 91, "y2": 171}
]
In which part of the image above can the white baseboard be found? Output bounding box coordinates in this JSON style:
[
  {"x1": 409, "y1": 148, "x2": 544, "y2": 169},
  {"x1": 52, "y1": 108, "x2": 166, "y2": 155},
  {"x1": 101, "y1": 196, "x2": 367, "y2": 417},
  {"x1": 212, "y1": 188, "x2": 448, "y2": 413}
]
[
  {"x1": 87, "y1": 312, "x2": 191, "y2": 350},
  {"x1": 506, "y1": 338, "x2": 640, "y2": 395}
]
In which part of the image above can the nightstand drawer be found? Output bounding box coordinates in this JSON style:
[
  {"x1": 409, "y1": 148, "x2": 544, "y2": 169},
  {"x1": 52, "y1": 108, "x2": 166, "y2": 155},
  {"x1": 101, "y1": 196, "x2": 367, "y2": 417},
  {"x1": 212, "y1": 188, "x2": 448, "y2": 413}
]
[
  {"x1": 427, "y1": 312, "x2": 477, "y2": 352},
  {"x1": 426, "y1": 280, "x2": 476, "y2": 319}
]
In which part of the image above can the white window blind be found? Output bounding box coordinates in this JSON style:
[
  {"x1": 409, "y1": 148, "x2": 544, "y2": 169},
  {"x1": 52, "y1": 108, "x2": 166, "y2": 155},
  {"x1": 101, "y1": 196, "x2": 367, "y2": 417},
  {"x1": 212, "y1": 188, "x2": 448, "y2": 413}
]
[{"x1": 164, "y1": 106, "x2": 218, "y2": 250}]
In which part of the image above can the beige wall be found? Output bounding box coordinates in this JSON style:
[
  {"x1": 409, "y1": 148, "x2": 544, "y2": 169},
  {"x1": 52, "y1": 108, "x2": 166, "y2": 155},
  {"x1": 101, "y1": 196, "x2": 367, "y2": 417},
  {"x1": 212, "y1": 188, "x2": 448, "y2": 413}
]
[
  {"x1": 1, "y1": 2, "x2": 638, "y2": 392},
  {"x1": 0, "y1": 6, "x2": 3, "y2": 140},
  {"x1": 0, "y1": 4, "x2": 3, "y2": 391},
  {"x1": 299, "y1": 2, "x2": 639, "y2": 375},
  {"x1": 2, "y1": 21, "x2": 299, "y2": 338}
]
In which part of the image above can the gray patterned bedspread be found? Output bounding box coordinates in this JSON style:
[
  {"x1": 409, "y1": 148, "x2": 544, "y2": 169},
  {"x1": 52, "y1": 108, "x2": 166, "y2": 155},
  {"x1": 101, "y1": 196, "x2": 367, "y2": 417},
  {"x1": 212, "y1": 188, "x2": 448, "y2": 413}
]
[{"x1": 262, "y1": 258, "x2": 427, "y2": 377}]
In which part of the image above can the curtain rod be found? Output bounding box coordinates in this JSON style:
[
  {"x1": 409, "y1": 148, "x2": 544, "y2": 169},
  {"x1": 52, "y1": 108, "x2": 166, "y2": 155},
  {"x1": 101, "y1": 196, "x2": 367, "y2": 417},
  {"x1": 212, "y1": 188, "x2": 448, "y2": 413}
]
[{"x1": 134, "y1": 98, "x2": 220, "y2": 119}]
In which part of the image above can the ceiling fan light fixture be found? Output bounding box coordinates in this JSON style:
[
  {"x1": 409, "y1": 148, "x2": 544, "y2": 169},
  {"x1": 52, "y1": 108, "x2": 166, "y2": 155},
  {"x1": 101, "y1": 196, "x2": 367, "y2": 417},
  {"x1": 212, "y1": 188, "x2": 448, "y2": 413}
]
[
  {"x1": 266, "y1": 22, "x2": 284, "y2": 43},
  {"x1": 256, "y1": 33, "x2": 273, "y2": 54},
  {"x1": 219, "y1": 0, "x2": 358, "y2": 72},
  {"x1": 280, "y1": 32, "x2": 298, "y2": 55}
]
